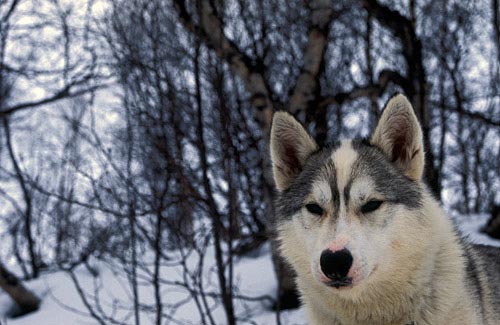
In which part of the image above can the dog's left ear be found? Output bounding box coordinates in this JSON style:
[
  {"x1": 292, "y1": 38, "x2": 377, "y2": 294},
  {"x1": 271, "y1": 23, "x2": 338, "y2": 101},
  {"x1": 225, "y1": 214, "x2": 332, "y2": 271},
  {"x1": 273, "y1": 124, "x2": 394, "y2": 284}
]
[
  {"x1": 371, "y1": 94, "x2": 424, "y2": 181},
  {"x1": 270, "y1": 112, "x2": 318, "y2": 191}
]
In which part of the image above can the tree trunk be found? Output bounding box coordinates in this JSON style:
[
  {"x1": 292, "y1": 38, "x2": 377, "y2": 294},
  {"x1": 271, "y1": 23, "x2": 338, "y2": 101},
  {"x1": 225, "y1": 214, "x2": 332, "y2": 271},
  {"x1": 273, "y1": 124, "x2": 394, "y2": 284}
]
[
  {"x1": 361, "y1": 0, "x2": 441, "y2": 199},
  {"x1": 493, "y1": 0, "x2": 500, "y2": 64},
  {"x1": 0, "y1": 262, "x2": 40, "y2": 317}
]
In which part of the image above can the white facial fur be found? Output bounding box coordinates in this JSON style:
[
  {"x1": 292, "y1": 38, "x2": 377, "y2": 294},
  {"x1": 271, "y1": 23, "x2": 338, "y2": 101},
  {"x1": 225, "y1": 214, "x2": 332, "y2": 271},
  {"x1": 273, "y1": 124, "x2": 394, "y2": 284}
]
[{"x1": 282, "y1": 140, "x2": 403, "y2": 298}]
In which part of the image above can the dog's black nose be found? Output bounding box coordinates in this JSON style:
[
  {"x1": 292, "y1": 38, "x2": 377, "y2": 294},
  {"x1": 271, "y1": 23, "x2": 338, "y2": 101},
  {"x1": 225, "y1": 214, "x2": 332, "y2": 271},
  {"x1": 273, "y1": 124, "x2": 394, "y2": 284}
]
[{"x1": 320, "y1": 249, "x2": 353, "y2": 280}]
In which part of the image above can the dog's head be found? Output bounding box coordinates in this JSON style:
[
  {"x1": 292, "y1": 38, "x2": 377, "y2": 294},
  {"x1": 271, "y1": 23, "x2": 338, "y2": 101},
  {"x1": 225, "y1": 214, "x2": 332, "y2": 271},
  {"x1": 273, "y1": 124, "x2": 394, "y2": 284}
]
[{"x1": 271, "y1": 94, "x2": 427, "y2": 296}]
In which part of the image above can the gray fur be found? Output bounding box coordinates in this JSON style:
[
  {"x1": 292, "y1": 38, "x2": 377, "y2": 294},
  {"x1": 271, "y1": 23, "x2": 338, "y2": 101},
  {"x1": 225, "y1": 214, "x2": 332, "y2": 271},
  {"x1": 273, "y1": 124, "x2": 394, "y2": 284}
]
[
  {"x1": 465, "y1": 243, "x2": 500, "y2": 319},
  {"x1": 351, "y1": 139, "x2": 422, "y2": 209},
  {"x1": 271, "y1": 95, "x2": 500, "y2": 324},
  {"x1": 275, "y1": 143, "x2": 339, "y2": 220}
]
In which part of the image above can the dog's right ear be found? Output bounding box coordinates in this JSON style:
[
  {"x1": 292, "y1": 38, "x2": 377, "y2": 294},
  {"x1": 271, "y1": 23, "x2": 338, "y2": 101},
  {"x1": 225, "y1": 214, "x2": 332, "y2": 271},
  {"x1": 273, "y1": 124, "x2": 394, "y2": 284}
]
[{"x1": 270, "y1": 112, "x2": 318, "y2": 191}]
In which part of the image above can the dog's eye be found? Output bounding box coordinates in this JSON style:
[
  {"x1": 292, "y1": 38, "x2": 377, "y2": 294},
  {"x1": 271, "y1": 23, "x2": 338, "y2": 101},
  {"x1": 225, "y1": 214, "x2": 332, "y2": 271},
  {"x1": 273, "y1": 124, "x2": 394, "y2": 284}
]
[
  {"x1": 361, "y1": 200, "x2": 383, "y2": 214},
  {"x1": 305, "y1": 203, "x2": 324, "y2": 215}
]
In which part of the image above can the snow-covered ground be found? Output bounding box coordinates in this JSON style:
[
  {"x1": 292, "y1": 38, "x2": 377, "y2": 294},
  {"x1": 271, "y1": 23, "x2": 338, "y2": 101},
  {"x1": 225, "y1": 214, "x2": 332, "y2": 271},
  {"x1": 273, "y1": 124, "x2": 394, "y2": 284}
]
[
  {"x1": 0, "y1": 243, "x2": 307, "y2": 325},
  {"x1": 1, "y1": 214, "x2": 498, "y2": 325}
]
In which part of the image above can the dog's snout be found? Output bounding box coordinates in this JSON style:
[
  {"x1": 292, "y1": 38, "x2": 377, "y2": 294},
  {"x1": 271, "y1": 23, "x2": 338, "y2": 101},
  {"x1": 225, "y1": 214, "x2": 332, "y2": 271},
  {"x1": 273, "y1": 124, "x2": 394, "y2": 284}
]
[{"x1": 320, "y1": 248, "x2": 353, "y2": 280}]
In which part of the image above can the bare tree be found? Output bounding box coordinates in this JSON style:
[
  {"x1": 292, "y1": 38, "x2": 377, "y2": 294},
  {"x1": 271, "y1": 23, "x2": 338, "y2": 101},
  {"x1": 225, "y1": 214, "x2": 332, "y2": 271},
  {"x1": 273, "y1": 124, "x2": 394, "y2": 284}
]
[{"x1": 0, "y1": 0, "x2": 109, "y2": 314}]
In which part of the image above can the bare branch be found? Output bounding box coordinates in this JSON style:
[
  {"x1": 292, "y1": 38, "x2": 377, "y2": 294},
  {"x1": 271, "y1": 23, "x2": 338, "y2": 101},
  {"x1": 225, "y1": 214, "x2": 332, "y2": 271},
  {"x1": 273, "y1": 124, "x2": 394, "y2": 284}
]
[
  {"x1": 360, "y1": 0, "x2": 416, "y2": 56},
  {"x1": 319, "y1": 84, "x2": 380, "y2": 108},
  {"x1": 0, "y1": 82, "x2": 111, "y2": 117},
  {"x1": 318, "y1": 69, "x2": 407, "y2": 108},
  {"x1": 67, "y1": 271, "x2": 107, "y2": 325},
  {"x1": 172, "y1": 0, "x2": 275, "y2": 131},
  {"x1": 1, "y1": 0, "x2": 20, "y2": 23},
  {"x1": 430, "y1": 100, "x2": 500, "y2": 127},
  {"x1": 2, "y1": 116, "x2": 38, "y2": 278}
]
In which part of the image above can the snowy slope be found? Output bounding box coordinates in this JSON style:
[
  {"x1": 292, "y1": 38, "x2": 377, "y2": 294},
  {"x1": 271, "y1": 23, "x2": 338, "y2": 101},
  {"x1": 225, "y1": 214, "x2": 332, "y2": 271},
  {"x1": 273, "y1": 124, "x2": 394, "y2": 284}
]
[
  {"x1": 1, "y1": 214, "x2": 498, "y2": 325},
  {"x1": 0, "y1": 245, "x2": 307, "y2": 325}
]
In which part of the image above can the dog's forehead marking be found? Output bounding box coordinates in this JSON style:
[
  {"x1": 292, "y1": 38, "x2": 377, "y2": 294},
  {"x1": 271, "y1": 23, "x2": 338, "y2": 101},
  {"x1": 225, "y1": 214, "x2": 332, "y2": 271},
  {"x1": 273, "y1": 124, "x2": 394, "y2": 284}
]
[
  {"x1": 350, "y1": 177, "x2": 374, "y2": 202},
  {"x1": 312, "y1": 180, "x2": 331, "y2": 204},
  {"x1": 331, "y1": 140, "x2": 358, "y2": 194}
]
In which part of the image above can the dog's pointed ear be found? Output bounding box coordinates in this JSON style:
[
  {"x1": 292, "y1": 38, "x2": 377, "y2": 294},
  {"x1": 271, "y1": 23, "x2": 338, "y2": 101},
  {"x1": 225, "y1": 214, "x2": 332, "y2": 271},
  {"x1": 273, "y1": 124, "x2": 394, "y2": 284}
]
[
  {"x1": 370, "y1": 94, "x2": 424, "y2": 181},
  {"x1": 270, "y1": 112, "x2": 318, "y2": 191}
]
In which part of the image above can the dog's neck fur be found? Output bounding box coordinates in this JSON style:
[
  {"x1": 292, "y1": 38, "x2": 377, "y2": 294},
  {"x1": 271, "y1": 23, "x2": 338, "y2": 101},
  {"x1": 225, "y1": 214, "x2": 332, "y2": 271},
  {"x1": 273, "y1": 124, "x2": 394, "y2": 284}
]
[{"x1": 295, "y1": 193, "x2": 480, "y2": 325}]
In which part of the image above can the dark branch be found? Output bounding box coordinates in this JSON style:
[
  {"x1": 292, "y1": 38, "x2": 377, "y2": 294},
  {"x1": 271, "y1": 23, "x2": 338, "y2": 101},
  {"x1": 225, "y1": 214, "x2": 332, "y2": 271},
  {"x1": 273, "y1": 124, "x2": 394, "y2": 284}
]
[
  {"x1": 172, "y1": 0, "x2": 275, "y2": 131},
  {"x1": 0, "y1": 83, "x2": 110, "y2": 117},
  {"x1": 1, "y1": 0, "x2": 20, "y2": 23},
  {"x1": 319, "y1": 84, "x2": 381, "y2": 108},
  {"x1": 318, "y1": 69, "x2": 407, "y2": 108},
  {"x1": 430, "y1": 100, "x2": 500, "y2": 127}
]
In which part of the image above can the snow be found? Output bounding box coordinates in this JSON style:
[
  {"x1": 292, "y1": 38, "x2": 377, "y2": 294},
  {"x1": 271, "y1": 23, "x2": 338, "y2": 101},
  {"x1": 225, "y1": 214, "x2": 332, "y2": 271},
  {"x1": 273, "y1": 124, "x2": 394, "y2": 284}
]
[
  {"x1": 1, "y1": 214, "x2": 498, "y2": 325},
  {"x1": 0, "y1": 244, "x2": 306, "y2": 325},
  {"x1": 452, "y1": 213, "x2": 500, "y2": 248}
]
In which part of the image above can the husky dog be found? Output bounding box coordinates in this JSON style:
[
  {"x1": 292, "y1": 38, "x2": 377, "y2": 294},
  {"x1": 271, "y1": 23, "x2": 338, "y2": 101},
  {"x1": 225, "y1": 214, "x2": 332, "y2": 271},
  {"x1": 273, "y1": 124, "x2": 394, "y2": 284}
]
[{"x1": 270, "y1": 94, "x2": 500, "y2": 325}]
